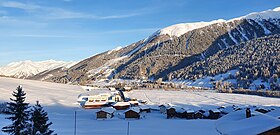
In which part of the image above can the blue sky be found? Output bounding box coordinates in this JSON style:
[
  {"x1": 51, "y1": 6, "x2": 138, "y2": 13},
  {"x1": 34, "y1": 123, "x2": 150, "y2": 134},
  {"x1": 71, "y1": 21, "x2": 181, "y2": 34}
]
[{"x1": 0, "y1": 0, "x2": 280, "y2": 66}]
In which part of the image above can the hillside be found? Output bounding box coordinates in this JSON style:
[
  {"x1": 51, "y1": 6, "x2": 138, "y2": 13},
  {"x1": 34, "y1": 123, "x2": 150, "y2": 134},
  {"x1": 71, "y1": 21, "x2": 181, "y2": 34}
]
[
  {"x1": 0, "y1": 60, "x2": 75, "y2": 79},
  {"x1": 30, "y1": 7, "x2": 280, "y2": 89},
  {"x1": 169, "y1": 34, "x2": 280, "y2": 90}
]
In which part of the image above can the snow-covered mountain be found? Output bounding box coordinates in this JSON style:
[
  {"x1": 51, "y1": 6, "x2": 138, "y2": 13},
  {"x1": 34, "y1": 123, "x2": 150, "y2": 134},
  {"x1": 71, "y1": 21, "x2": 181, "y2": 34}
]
[
  {"x1": 0, "y1": 60, "x2": 76, "y2": 78},
  {"x1": 26, "y1": 7, "x2": 280, "y2": 90},
  {"x1": 157, "y1": 7, "x2": 280, "y2": 37}
]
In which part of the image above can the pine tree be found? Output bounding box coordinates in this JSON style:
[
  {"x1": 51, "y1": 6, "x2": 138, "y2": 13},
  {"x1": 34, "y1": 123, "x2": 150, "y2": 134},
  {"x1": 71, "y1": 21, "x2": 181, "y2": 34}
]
[
  {"x1": 30, "y1": 101, "x2": 54, "y2": 135},
  {"x1": 2, "y1": 85, "x2": 30, "y2": 135}
]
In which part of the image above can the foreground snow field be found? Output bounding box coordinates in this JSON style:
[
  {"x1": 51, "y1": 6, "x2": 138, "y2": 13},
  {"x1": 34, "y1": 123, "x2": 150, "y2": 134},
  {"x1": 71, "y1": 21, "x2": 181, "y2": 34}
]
[{"x1": 0, "y1": 77, "x2": 279, "y2": 135}]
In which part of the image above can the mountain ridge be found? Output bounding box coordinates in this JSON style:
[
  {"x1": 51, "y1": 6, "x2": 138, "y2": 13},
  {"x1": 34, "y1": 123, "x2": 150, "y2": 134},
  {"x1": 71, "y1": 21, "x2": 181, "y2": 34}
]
[
  {"x1": 4, "y1": 7, "x2": 280, "y2": 90},
  {"x1": 0, "y1": 60, "x2": 76, "y2": 79}
]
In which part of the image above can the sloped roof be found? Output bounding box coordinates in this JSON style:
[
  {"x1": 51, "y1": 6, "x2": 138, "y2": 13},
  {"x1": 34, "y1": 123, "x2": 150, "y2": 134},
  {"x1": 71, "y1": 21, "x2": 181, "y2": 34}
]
[
  {"x1": 216, "y1": 110, "x2": 280, "y2": 135},
  {"x1": 124, "y1": 107, "x2": 140, "y2": 113},
  {"x1": 113, "y1": 102, "x2": 130, "y2": 106},
  {"x1": 98, "y1": 107, "x2": 116, "y2": 114}
]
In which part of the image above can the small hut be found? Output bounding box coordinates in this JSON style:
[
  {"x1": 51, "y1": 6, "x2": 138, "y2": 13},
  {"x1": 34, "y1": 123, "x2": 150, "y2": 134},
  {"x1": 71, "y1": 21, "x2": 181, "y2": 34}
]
[
  {"x1": 209, "y1": 109, "x2": 221, "y2": 119},
  {"x1": 166, "y1": 106, "x2": 177, "y2": 119},
  {"x1": 158, "y1": 105, "x2": 167, "y2": 114},
  {"x1": 125, "y1": 107, "x2": 140, "y2": 119},
  {"x1": 96, "y1": 107, "x2": 116, "y2": 119},
  {"x1": 112, "y1": 102, "x2": 130, "y2": 110},
  {"x1": 194, "y1": 111, "x2": 203, "y2": 119},
  {"x1": 185, "y1": 110, "x2": 195, "y2": 119},
  {"x1": 246, "y1": 108, "x2": 251, "y2": 118},
  {"x1": 175, "y1": 107, "x2": 186, "y2": 118},
  {"x1": 255, "y1": 108, "x2": 270, "y2": 114}
]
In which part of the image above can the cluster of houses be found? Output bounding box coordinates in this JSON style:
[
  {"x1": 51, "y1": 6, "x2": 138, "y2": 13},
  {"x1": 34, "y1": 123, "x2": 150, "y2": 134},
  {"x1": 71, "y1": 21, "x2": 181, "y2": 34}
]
[
  {"x1": 95, "y1": 105, "x2": 152, "y2": 119},
  {"x1": 159, "y1": 104, "x2": 222, "y2": 120},
  {"x1": 77, "y1": 87, "x2": 277, "y2": 121},
  {"x1": 94, "y1": 103, "x2": 276, "y2": 120}
]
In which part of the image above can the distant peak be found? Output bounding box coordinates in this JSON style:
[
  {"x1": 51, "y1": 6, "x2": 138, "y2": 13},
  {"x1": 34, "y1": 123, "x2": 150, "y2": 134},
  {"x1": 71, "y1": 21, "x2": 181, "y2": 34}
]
[
  {"x1": 158, "y1": 7, "x2": 280, "y2": 37},
  {"x1": 273, "y1": 6, "x2": 280, "y2": 11},
  {"x1": 159, "y1": 19, "x2": 226, "y2": 37}
]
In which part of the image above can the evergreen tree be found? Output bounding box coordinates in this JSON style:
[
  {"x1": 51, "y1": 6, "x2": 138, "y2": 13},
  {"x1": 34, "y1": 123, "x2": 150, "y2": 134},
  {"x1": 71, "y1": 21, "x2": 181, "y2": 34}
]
[
  {"x1": 2, "y1": 86, "x2": 30, "y2": 135},
  {"x1": 30, "y1": 101, "x2": 54, "y2": 135}
]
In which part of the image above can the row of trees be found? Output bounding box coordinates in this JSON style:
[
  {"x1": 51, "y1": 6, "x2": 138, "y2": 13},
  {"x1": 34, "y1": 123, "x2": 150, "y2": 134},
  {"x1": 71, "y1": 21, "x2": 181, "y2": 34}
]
[{"x1": 1, "y1": 86, "x2": 54, "y2": 135}]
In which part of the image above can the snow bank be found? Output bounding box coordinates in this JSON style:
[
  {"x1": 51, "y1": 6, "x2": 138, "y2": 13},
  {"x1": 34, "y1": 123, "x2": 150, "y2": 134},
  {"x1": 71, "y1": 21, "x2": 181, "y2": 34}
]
[{"x1": 216, "y1": 110, "x2": 280, "y2": 135}]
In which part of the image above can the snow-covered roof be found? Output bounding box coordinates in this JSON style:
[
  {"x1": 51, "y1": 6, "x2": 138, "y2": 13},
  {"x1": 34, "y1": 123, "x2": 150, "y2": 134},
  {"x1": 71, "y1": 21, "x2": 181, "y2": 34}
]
[
  {"x1": 124, "y1": 107, "x2": 141, "y2": 113},
  {"x1": 99, "y1": 107, "x2": 116, "y2": 114},
  {"x1": 128, "y1": 101, "x2": 139, "y2": 104},
  {"x1": 84, "y1": 101, "x2": 107, "y2": 106},
  {"x1": 167, "y1": 106, "x2": 186, "y2": 113},
  {"x1": 216, "y1": 110, "x2": 280, "y2": 135},
  {"x1": 186, "y1": 109, "x2": 195, "y2": 113},
  {"x1": 113, "y1": 102, "x2": 130, "y2": 107},
  {"x1": 139, "y1": 105, "x2": 151, "y2": 110},
  {"x1": 211, "y1": 109, "x2": 221, "y2": 113}
]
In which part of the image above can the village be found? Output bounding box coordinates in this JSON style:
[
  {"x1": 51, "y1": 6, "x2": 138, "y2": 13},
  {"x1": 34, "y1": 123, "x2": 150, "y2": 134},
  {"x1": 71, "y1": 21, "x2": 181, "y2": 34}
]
[{"x1": 75, "y1": 85, "x2": 280, "y2": 134}]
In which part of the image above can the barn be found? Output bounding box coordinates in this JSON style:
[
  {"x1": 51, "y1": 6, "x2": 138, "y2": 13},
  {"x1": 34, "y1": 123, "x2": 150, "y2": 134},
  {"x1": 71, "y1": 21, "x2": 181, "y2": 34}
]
[
  {"x1": 83, "y1": 102, "x2": 108, "y2": 109},
  {"x1": 194, "y1": 111, "x2": 203, "y2": 119},
  {"x1": 125, "y1": 107, "x2": 140, "y2": 119},
  {"x1": 166, "y1": 107, "x2": 176, "y2": 119},
  {"x1": 209, "y1": 109, "x2": 221, "y2": 119},
  {"x1": 96, "y1": 107, "x2": 116, "y2": 119},
  {"x1": 185, "y1": 110, "x2": 195, "y2": 119},
  {"x1": 159, "y1": 104, "x2": 168, "y2": 114}
]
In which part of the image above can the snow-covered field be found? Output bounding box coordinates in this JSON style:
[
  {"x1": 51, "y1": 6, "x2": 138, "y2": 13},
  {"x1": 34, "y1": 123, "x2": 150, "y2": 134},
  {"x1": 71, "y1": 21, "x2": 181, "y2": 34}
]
[{"x1": 0, "y1": 77, "x2": 279, "y2": 135}]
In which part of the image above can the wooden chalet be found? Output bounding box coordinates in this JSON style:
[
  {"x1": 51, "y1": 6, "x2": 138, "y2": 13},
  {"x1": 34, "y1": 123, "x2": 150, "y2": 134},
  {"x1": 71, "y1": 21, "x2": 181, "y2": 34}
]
[
  {"x1": 96, "y1": 107, "x2": 116, "y2": 119},
  {"x1": 185, "y1": 110, "x2": 195, "y2": 119},
  {"x1": 194, "y1": 111, "x2": 203, "y2": 119},
  {"x1": 166, "y1": 107, "x2": 176, "y2": 119},
  {"x1": 209, "y1": 109, "x2": 221, "y2": 119},
  {"x1": 125, "y1": 107, "x2": 140, "y2": 119},
  {"x1": 83, "y1": 102, "x2": 108, "y2": 109},
  {"x1": 159, "y1": 104, "x2": 167, "y2": 114}
]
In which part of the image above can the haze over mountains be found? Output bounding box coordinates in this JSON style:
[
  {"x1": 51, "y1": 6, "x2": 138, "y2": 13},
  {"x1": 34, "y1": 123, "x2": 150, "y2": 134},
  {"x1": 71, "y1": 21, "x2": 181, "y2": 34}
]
[{"x1": 1, "y1": 7, "x2": 280, "y2": 90}]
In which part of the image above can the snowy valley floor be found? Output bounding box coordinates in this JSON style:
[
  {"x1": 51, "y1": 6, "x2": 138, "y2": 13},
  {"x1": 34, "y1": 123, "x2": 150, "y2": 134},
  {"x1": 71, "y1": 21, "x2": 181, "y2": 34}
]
[{"x1": 0, "y1": 77, "x2": 279, "y2": 135}]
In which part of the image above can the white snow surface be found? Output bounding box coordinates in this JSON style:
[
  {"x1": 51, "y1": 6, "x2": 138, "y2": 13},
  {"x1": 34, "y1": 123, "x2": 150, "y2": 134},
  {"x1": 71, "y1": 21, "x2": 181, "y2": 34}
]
[
  {"x1": 0, "y1": 60, "x2": 76, "y2": 78},
  {"x1": 244, "y1": 6, "x2": 280, "y2": 20},
  {"x1": 158, "y1": 7, "x2": 280, "y2": 37},
  {"x1": 216, "y1": 110, "x2": 280, "y2": 135},
  {"x1": 0, "y1": 77, "x2": 279, "y2": 135},
  {"x1": 159, "y1": 19, "x2": 226, "y2": 37}
]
